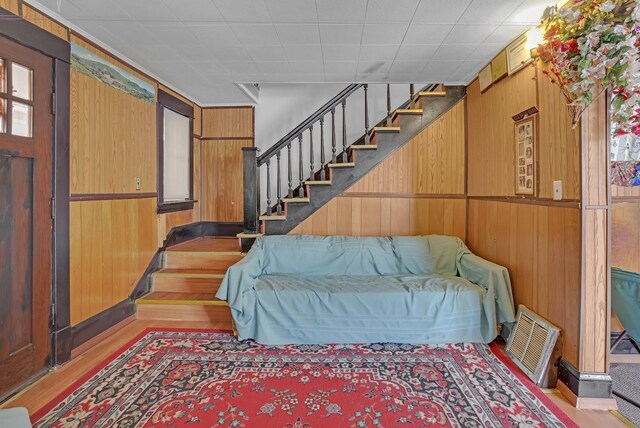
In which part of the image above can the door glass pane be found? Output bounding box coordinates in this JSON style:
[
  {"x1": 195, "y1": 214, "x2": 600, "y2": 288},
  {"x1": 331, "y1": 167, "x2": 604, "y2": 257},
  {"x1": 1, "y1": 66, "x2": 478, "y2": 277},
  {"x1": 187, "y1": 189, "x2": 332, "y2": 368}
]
[
  {"x1": 0, "y1": 59, "x2": 5, "y2": 93},
  {"x1": 0, "y1": 98, "x2": 5, "y2": 133},
  {"x1": 12, "y1": 102, "x2": 32, "y2": 137},
  {"x1": 11, "y1": 63, "x2": 33, "y2": 101}
]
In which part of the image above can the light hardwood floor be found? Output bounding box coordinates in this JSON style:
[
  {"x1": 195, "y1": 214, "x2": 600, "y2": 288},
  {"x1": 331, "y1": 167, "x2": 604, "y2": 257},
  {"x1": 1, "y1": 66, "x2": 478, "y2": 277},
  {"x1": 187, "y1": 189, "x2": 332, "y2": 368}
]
[{"x1": 0, "y1": 320, "x2": 630, "y2": 427}]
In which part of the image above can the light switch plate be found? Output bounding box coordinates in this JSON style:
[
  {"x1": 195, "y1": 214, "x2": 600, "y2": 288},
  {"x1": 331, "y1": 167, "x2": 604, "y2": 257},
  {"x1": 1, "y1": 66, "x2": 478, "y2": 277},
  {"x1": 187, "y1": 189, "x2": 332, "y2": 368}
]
[
  {"x1": 135, "y1": 177, "x2": 141, "y2": 190},
  {"x1": 553, "y1": 180, "x2": 562, "y2": 200}
]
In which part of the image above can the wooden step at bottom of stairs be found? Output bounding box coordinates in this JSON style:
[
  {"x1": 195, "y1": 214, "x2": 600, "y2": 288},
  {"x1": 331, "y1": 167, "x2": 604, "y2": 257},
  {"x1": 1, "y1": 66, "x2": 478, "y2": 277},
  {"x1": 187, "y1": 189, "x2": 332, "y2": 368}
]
[
  {"x1": 136, "y1": 292, "x2": 231, "y2": 322},
  {"x1": 152, "y1": 268, "x2": 226, "y2": 293}
]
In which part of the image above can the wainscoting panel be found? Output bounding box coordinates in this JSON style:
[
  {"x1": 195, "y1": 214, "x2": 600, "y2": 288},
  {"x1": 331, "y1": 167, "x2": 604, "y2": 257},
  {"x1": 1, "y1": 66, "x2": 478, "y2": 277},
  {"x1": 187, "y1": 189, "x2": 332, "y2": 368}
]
[
  {"x1": 290, "y1": 196, "x2": 467, "y2": 241},
  {"x1": 70, "y1": 198, "x2": 157, "y2": 325},
  {"x1": 202, "y1": 107, "x2": 253, "y2": 139},
  {"x1": 467, "y1": 198, "x2": 581, "y2": 367}
]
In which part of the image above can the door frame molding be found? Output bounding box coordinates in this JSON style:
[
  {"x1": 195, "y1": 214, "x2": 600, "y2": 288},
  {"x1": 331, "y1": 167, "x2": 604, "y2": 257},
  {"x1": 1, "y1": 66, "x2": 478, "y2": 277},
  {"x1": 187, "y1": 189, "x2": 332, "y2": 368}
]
[{"x1": 0, "y1": 8, "x2": 72, "y2": 364}]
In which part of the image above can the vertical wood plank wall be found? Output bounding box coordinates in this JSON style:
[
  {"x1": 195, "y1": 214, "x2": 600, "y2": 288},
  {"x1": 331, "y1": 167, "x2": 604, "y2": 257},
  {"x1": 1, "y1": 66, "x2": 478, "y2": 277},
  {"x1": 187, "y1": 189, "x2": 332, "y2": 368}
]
[
  {"x1": 466, "y1": 67, "x2": 583, "y2": 368},
  {"x1": 201, "y1": 107, "x2": 254, "y2": 222},
  {"x1": 291, "y1": 100, "x2": 467, "y2": 238}
]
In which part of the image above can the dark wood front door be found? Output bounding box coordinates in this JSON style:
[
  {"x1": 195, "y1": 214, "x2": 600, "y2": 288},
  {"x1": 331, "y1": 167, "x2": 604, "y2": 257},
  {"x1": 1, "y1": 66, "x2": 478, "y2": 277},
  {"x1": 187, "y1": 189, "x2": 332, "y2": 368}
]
[{"x1": 0, "y1": 34, "x2": 53, "y2": 399}]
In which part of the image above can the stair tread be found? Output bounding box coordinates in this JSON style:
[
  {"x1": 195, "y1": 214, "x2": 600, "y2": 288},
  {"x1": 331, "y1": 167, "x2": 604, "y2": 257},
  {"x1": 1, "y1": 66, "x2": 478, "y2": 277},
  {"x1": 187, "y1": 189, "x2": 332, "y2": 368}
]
[
  {"x1": 327, "y1": 162, "x2": 355, "y2": 168},
  {"x1": 168, "y1": 237, "x2": 240, "y2": 253},
  {"x1": 419, "y1": 91, "x2": 446, "y2": 97},
  {"x1": 306, "y1": 180, "x2": 332, "y2": 185},
  {"x1": 350, "y1": 145, "x2": 378, "y2": 150},
  {"x1": 371, "y1": 126, "x2": 401, "y2": 132},
  {"x1": 237, "y1": 232, "x2": 263, "y2": 238},
  {"x1": 165, "y1": 249, "x2": 244, "y2": 256},
  {"x1": 283, "y1": 197, "x2": 310, "y2": 203},
  {"x1": 153, "y1": 268, "x2": 227, "y2": 278},
  {"x1": 259, "y1": 215, "x2": 287, "y2": 221},
  {"x1": 137, "y1": 291, "x2": 227, "y2": 305},
  {"x1": 395, "y1": 108, "x2": 423, "y2": 114}
]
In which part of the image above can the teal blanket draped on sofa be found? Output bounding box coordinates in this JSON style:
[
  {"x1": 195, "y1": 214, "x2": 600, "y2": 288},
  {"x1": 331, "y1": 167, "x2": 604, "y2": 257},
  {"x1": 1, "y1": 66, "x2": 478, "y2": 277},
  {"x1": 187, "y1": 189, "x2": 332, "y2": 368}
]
[{"x1": 216, "y1": 235, "x2": 516, "y2": 345}]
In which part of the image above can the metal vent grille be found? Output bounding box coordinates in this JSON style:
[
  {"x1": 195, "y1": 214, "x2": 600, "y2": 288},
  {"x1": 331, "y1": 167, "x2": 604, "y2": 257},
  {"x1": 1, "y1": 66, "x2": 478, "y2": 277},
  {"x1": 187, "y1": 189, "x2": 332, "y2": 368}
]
[{"x1": 506, "y1": 305, "x2": 561, "y2": 386}]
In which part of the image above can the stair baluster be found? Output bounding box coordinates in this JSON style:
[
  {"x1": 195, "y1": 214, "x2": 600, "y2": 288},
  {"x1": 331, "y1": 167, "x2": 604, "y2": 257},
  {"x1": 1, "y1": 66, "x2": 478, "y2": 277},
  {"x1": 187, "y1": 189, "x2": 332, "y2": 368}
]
[
  {"x1": 265, "y1": 159, "x2": 271, "y2": 216},
  {"x1": 341, "y1": 99, "x2": 347, "y2": 163},
  {"x1": 276, "y1": 150, "x2": 282, "y2": 215},
  {"x1": 386, "y1": 83, "x2": 392, "y2": 127},
  {"x1": 298, "y1": 134, "x2": 304, "y2": 197},
  {"x1": 309, "y1": 125, "x2": 314, "y2": 182},
  {"x1": 364, "y1": 84, "x2": 370, "y2": 145},
  {"x1": 331, "y1": 108, "x2": 337, "y2": 163},
  {"x1": 287, "y1": 142, "x2": 293, "y2": 198},
  {"x1": 410, "y1": 84, "x2": 415, "y2": 109},
  {"x1": 320, "y1": 117, "x2": 326, "y2": 181}
]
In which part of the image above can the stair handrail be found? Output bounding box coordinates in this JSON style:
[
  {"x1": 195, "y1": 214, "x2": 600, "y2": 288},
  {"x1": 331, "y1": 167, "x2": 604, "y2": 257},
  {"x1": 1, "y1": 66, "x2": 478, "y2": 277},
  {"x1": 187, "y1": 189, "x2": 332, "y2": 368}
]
[{"x1": 257, "y1": 83, "x2": 363, "y2": 166}]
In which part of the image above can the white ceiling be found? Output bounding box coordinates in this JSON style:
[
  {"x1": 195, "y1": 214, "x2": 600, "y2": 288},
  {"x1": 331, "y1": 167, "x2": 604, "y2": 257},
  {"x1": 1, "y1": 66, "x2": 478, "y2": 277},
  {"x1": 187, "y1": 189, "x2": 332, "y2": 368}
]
[{"x1": 27, "y1": 0, "x2": 554, "y2": 105}]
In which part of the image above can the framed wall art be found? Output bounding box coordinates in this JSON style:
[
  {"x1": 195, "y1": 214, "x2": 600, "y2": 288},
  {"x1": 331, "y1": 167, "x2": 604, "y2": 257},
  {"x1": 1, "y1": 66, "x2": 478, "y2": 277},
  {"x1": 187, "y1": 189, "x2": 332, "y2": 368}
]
[
  {"x1": 506, "y1": 34, "x2": 532, "y2": 75},
  {"x1": 515, "y1": 116, "x2": 536, "y2": 195},
  {"x1": 479, "y1": 63, "x2": 492, "y2": 92},
  {"x1": 491, "y1": 50, "x2": 507, "y2": 82}
]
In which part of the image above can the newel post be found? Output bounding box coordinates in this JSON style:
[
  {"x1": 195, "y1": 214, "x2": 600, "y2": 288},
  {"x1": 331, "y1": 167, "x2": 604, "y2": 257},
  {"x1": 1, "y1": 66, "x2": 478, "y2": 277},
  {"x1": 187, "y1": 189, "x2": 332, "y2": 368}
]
[{"x1": 242, "y1": 147, "x2": 260, "y2": 235}]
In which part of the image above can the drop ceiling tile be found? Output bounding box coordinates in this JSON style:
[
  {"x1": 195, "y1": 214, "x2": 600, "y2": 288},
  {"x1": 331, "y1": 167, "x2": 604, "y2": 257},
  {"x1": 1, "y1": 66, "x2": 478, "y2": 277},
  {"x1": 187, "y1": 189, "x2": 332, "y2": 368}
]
[
  {"x1": 454, "y1": 60, "x2": 485, "y2": 76},
  {"x1": 365, "y1": 0, "x2": 420, "y2": 23},
  {"x1": 88, "y1": 21, "x2": 158, "y2": 47},
  {"x1": 484, "y1": 25, "x2": 530, "y2": 44},
  {"x1": 386, "y1": 72, "x2": 422, "y2": 82},
  {"x1": 288, "y1": 61, "x2": 325, "y2": 73},
  {"x1": 256, "y1": 61, "x2": 292, "y2": 73},
  {"x1": 142, "y1": 23, "x2": 199, "y2": 46},
  {"x1": 355, "y1": 72, "x2": 390, "y2": 82},
  {"x1": 319, "y1": 24, "x2": 364, "y2": 45},
  {"x1": 283, "y1": 45, "x2": 323, "y2": 61},
  {"x1": 57, "y1": 0, "x2": 128, "y2": 19},
  {"x1": 403, "y1": 24, "x2": 453, "y2": 45},
  {"x1": 324, "y1": 72, "x2": 356, "y2": 82},
  {"x1": 362, "y1": 23, "x2": 409, "y2": 45},
  {"x1": 185, "y1": 60, "x2": 230, "y2": 74},
  {"x1": 459, "y1": 0, "x2": 524, "y2": 24},
  {"x1": 208, "y1": 45, "x2": 253, "y2": 60},
  {"x1": 506, "y1": 0, "x2": 555, "y2": 24},
  {"x1": 162, "y1": 0, "x2": 225, "y2": 22},
  {"x1": 275, "y1": 24, "x2": 321, "y2": 45},
  {"x1": 390, "y1": 60, "x2": 429, "y2": 74},
  {"x1": 412, "y1": 0, "x2": 473, "y2": 23},
  {"x1": 219, "y1": 61, "x2": 261, "y2": 74},
  {"x1": 423, "y1": 60, "x2": 463, "y2": 74},
  {"x1": 213, "y1": 0, "x2": 271, "y2": 22},
  {"x1": 316, "y1": 0, "x2": 367, "y2": 23},
  {"x1": 112, "y1": 0, "x2": 176, "y2": 20},
  {"x1": 261, "y1": 72, "x2": 325, "y2": 82},
  {"x1": 265, "y1": 0, "x2": 317, "y2": 22},
  {"x1": 357, "y1": 60, "x2": 392, "y2": 74},
  {"x1": 395, "y1": 44, "x2": 439, "y2": 61},
  {"x1": 72, "y1": 20, "x2": 129, "y2": 46},
  {"x1": 132, "y1": 45, "x2": 181, "y2": 62},
  {"x1": 431, "y1": 44, "x2": 479, "y2": 60},
  {"x1": 324, "y1": 61, "x2": 358, "y2": 74},
  {"x1": 322, "y1": 44, "x2": 361, "y2": 61},
  {"x1": 245, "y1": 45, "x2": 287, "y2": 61},
  {"x1": 359, "y1": 45, "x2": 400, "y2": 61},
  {"x1": 231, "y1": 24, "x2": 281, "y2": 45},
  {"x1": 467, "y1": 43, "x2": 505, "y2": 61},
  {"x1": 188, "y1": 23, "x2": 242, "y2": 45},
  {"x1": 175, "y1": 44, "x2": 221, "y2": 61},
  {"x1": 443, "y1": 24, "x2": 497, "y2": 44}
]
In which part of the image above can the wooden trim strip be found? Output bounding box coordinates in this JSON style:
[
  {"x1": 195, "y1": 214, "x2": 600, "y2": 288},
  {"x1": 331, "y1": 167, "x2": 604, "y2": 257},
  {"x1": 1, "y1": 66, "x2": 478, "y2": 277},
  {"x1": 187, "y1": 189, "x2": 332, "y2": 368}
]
[
  {"x1": 200, "y1": 136, "x2": 254, "y2": 141},
  {"x1": 342, "y1": 192, "x2": 466, "y2": 199},
  {"x1": 612, "y1": 196, "x2": 640, "y2": 203},
  {"x1": 69, "y1": 192, "x2": 157, "y2": 201},
  {"x1": 468, "y1": 196, "x2": 581, "y2": 208}
]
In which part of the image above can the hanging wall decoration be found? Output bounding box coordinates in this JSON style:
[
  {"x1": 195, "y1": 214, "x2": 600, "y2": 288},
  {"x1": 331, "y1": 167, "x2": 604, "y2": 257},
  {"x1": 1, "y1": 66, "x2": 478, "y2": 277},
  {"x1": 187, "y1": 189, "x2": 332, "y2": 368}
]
[
  {"x1": 71, "y1": 42, "x2": 155, "y2": 103},
  {"x1": 479, "y1": 63, "x2": 493, "y2": 92},
  {"x1": 515, "y1": 116, "x2": 537, "y2": 195}
]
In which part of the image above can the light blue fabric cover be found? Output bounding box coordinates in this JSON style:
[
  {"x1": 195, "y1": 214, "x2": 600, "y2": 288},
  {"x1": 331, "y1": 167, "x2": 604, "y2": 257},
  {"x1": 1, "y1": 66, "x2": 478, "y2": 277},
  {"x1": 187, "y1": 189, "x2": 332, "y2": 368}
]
[
  {"x1": 216, "y1": 235, "x2": 516, "y2": 345},
  {"x1": 611, "y1": 267, "x2": 640, "y2": 342}
]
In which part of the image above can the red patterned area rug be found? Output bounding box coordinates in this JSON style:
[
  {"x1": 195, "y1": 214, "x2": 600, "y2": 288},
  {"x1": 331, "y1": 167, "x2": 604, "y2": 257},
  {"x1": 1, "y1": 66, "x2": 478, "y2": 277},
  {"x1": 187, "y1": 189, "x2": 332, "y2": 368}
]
[{"x1": 33, "y1": 328, "x2": 577, "y2": 427}]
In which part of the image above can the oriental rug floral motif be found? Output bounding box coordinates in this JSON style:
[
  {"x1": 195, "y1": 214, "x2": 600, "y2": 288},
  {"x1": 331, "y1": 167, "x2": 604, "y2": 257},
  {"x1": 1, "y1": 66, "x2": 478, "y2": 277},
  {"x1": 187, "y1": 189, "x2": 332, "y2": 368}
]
[{"x1": 33, "y1": 329, "x2": 577, "y2": 427}]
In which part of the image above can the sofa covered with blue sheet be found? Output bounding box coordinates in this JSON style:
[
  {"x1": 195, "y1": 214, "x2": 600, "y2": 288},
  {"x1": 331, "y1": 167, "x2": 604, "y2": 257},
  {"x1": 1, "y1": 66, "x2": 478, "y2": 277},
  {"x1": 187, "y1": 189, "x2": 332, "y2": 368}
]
[{"x1": 216, "y1": 235, "x2": 516, "y2": 345}]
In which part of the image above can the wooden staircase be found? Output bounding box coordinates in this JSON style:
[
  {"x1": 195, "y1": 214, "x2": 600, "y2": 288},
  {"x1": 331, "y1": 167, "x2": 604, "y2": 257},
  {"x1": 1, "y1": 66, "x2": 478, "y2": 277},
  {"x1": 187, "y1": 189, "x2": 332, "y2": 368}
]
[
  {"x1": 252, "y1": 84, "x2": 466, "y2": 236},
  {"x1": 135, "y1": 237, "x2": 241, "y2": 325}
]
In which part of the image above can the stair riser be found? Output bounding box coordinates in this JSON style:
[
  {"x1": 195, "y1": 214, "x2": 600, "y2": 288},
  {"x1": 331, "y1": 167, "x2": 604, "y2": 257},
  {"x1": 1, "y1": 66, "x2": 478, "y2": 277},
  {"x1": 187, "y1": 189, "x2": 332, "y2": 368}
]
[
  {"x1": 137, "y1": 303, "x2": 232, "y2": 323},
  {"x1": 164, "y1": 252, "x2": 243, "y2": 269},
  {"x1": 153, "y1": 276, "x2": 223, "y2": 293}
]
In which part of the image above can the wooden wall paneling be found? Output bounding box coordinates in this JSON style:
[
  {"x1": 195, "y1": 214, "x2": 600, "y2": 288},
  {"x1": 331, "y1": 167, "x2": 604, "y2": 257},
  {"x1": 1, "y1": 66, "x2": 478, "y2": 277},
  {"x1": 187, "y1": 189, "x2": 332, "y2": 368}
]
[
  {"x1": 21, "y1": 5, "x2": 69, "y2": 40},
  {"x1": 612, "y1": 186, "x2": 640, "y2": 198},
  {"x1": 611, "y1": 202, "x2": 640, "y2": 272},
  {"x1": 70, "y1": 198, "x2": 158, "y2": 325},
  {"x1": 194, "y1": 105, "x2": 202, "y2": 137},
  {"x1": 347, "y1": 101, "x2": 465, "y2": 196},
  {"x1": 537, "y1": 63, "x2": 581, "y2": 199},
  {"x1": 466, "y1": 68, "x2": 538, "y2": 197},
  {"x1": 201, "y1": 107, "x2": 254, "y2": 138},
  {"x1": 201, "y1": 139, "x2": 252, "y2": 222},
  {"x1": 466, "y1": 199, "x2": 581, "y2": 366},
  {"x1": 0, "y1": 0, "x2": 18, "y2": 15}
]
